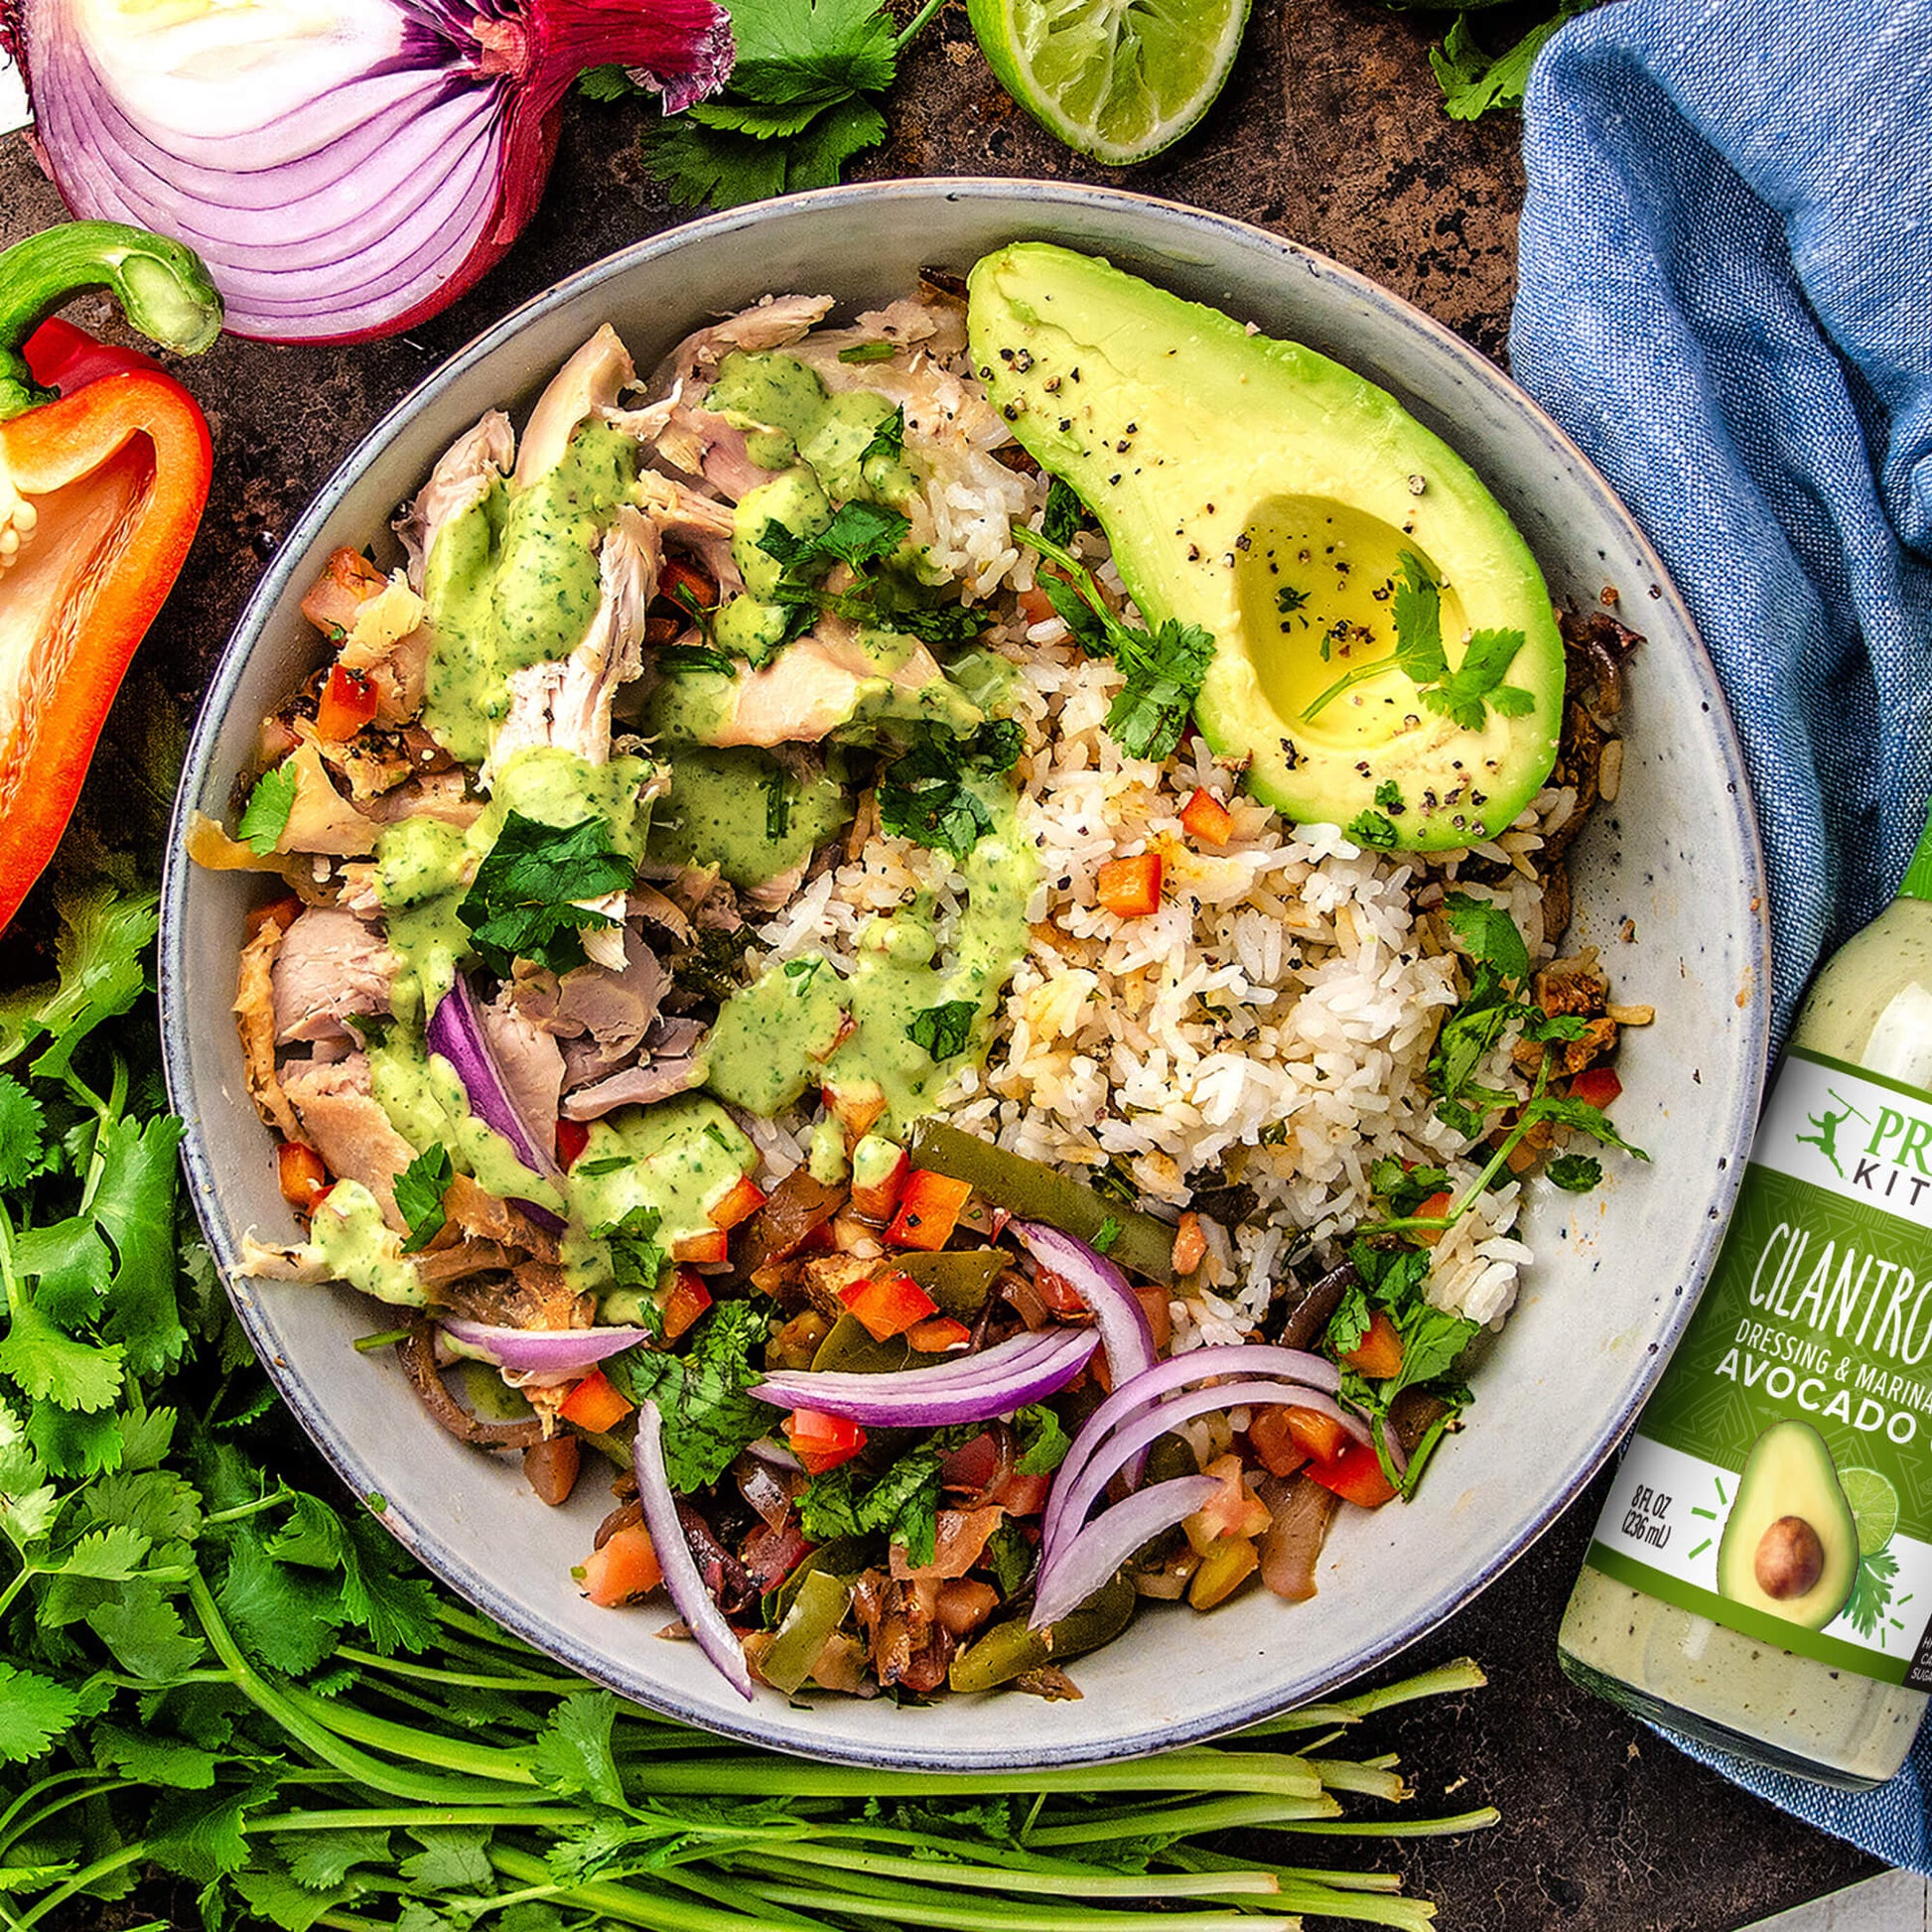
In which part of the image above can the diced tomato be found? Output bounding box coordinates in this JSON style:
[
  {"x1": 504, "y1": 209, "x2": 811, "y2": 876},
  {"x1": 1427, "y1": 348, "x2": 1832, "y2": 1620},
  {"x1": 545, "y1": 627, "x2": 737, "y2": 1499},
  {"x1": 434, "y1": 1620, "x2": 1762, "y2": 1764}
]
[
  {"x1": 558, "y1": 1368, "x2": 634, "y2": 1436},
  {"x1": 1179, "y1": 787, "x2": 1235, "y2": 847},
  {"x1": 1284, "y1": 1405, "x2": 1350, "y2": 1467},
  {"x1": 849, "y1": 1136, "x2": 910, "y2": 1221},
  {"x1": 1344, "y1": 1311, "x2": 1405, "y2": 1380},
  {"x1": 1570, "y1": 1065, "x2": 1623, "y2": 1110},
  {"x1": 784, "y1": 1407, "x2": 867, "y2": 1475},
  {"x1": 1032, "y1": 1265, "x2": 1088, "y2": 1317},
  {"x1": 580, "y1": 1524, "x2": 662, "y2": 1606},
  {"x1": 1172, "y1": 1210, "x2": 1208, "y2": 1276},
  {"x1": 1307, "y1": 1439, "x2": 1399, "y2": 1509},
  {"x1": 245, "y1": 894, "x2": 303, "y2": 943},
  {"x1": 709, "y1": 1173, "x2": 767, "y2": 1231},
  {"x1": 992, "y1": 1469, "x2": 1051, "y2": 1517},
  {"x1": 1410, "y1": 1189, "x2": 1454, "y2": 1248},
  {"x1": 841, "y1": 1270, "x2": 939, "y2": 1341},
  {"x1": 660, "y1": 1268, "x2": 713, "y2": 1342},
  {"x1": 657, "y1": 555, "x2": 717, "y2": 615},
  {"x1": 672, "y1": 1228, "x2": 730, "y2": 1266},
  {"x1": 315, "y1": 664, "x2": 379, "y2": 741},
  {"x1": 885, "y1": 1171, "x2": 973, "y2": 1250},
  {"x1": 1247, "y1": 1404, "x2": 1309, "y2": 1479},
  {"x1": 276, "y1": 1140, "x2": 331, "y2": 1213},
  {"x1": 905, "y1": 1314, "x2": 971, "y2": 1353},
  {"x1": 1134, "y1": 1282, "x2": 1173, "y2": 1353},
  {"x1": 1184, "y1": 1454, "x2": 1273, "y2": 1554},
  {"x1": 1096, "y1": 852, "x2": 1163, "y2": 918},
  {"x1": 555, "y1": 1119, "x2": 590, "y2": 1169},
  {"x1": 940, "y1": 1431, "x2": 1004, "y2": 1495},
  {"x1": 1017, "y1": 581, "x2": 1060, "y2": 626}
]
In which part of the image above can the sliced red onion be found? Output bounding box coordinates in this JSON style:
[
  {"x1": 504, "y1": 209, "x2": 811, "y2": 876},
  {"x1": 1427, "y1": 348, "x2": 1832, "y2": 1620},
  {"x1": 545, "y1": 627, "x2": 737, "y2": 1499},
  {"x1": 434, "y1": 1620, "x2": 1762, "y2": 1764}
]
[
  {"x1": 635, "y1": 1398, "x2": 752, "y2": 1701},
  {"x1": 1041, "y1": 1378, "x2": 1371, "y2": 1570},
  {"x1": 427, "y1": 971, "x2": 561, "y2": 1186},
  {"x1": 16, "y1": 0, "x2": 734, "y2": 344},
  {"x1": 1040, "y1": 1344, "x2": 1345, "y2": 1561},
  {"x1": 1029, "y1": 1475, "x2": 1220, "y2": 1632},
  {"x1": 441, "y1": 1317, "x2": 641, "y2": 1377},
  {"x1": 1009, "y1": 1220, "x2": 1157, "y2": 1480},
  {"x1": 752, "y1": 1326, "x2": 1099, "y2": 1428}
]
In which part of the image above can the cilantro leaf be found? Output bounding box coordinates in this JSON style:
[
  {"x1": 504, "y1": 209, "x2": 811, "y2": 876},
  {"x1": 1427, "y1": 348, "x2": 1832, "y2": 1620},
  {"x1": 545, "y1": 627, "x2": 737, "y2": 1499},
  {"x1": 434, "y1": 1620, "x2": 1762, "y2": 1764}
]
[
  {"x1": 1419, "y1": 626, "x2": 1532, "y2": 733},
  {"x1": 877, "y1": 719, "x2": 1024, "y2": 860},
  {"x1": 907, "y1": 1001, "x2": 976, "y2": 1061},
  {"x1": 1431, "y1": 6, "x2": 1588, "y2": 121},
  {"x1": 727, "y1": 0, "x2": 897, "y2": 105},
  {"x1": 1091, "y1": 1214, "x2": 1123, "y2": 1255},
  {"x1": 759, "y1": 502, "x2": 909, "y2": 582},
  {"x1": 1013, "y1": 1403, "x2": 1071, "y2": 1476},
  {"x1": 982, "y1": 1519, "x2": 1034, "y2": 1598},
  {"x1": 93, "y1": 1113, "x2": 189, "y2": 1377},
  {"x1": 1040, "y1": 477, "x2": 1088, "y2": 548},
  {"x1": 657, "y1": 643, "x2": 736, "y2": 678},
  {"x1": 797, "y1": 1437, "x2": 959, "y2": 1569},
  {"x1": 1346, "y1": 810, "x2": 1400, "y2": 850},
  {"x1": 1038, "y1": 570, "x2": 1108, "y2": 655},
  {"x1": 609, "y1": 1302, "x2": 771, "y2": 1491},
  {"x1": 0, "y1": 1661, "x2": 82, "y2": 1763},
  {"x1": 216, "y1": 1533, "x2": 344, "y2": 1676},
  {"x1": 0, "y1": 1075, "x2": 47, "y2": 1187},
  {"x1": 858, "y1": 404, "x2": 905, "y2": 465},
  {"x1": 339, "y1": 1512, "x2": 440, "y2": 1656},
  {"x1": 1108, "y1": 619, "x2": 1216, "y2": 762},
  {"x1": 2, "y1": 884, "x2": 158, "y2": 1077},
  {"x1": 531, "y1": 1692, "x2": 626, "y2": 1809},
  {"x1": 1368, "y1": 1160, "x2": 1453, "y2": 1218},
  {"x1": 238, "y1": 764, "x2": 297, "y2": 857},
  {"x1": 393, "y1": 1146, "x2": 453, "y2": 1255},
  {"x1": 0, "y1": 1301, "x2": 125, "y2": 1413},
  {"x1": 1546, "y1": 1153, "x2": 1603, "y2": 1192},
  {"x1": 1442, "y1": 891, "x2": 1529, "y2": 985},
  {"x1": 1526, "y1": 1093, "x2": 1649, "y2": 1161},
  {"x1": 459, "y1": 813, "x2": 632, "y2": 977},
  {"x1": 596, "y1": 1204, "x2": 667, "y2": 1300}
]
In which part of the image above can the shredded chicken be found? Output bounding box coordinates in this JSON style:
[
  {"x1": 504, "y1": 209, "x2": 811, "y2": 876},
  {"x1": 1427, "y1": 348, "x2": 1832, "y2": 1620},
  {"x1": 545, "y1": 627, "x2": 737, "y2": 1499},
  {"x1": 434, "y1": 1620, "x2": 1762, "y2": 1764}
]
[
  {"x1": 271, "y1": 905, "x2": 399, "y2": 1045},
  {"x1": 515, "y1": 324, "x2": 634, "y2": 489},
  {"x1": 396, "y1": 410, "x2": 515, "y2": 591},
  {"x1": 281, "y1": 1054, "x2": 418, "y2": 1226},
  {"x1": 234, "y1": 916, "x2": 305, "y2": 1141},
  {"x1": 654, "y1": 294, "x2": 835, "y2": 397}
]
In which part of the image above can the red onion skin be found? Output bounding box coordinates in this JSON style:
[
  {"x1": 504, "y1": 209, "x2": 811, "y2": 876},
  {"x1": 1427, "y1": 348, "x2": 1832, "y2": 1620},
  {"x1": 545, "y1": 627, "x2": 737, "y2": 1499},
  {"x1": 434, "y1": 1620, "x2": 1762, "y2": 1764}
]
[
  {"x1": 634, "y1": 1398, "x2": 753, "y2": 1700},
  {"x1": 1029, "y1": 1475, "x2": 1221, "y2": 1632},
  {"x1": 17, "y1": 0, "x2": 735, "y2": 345}
]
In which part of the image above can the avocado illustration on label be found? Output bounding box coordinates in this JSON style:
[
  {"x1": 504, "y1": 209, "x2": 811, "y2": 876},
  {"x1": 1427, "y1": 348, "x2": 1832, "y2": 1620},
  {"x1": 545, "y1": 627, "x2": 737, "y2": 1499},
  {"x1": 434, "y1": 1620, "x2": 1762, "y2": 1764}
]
[
  {"x1": 1715, "y1": 1419, "x2": 1860, "y2": 1630},
  {"x1": 967, "y1": 242, "x2": 1567, "y2": 849}
]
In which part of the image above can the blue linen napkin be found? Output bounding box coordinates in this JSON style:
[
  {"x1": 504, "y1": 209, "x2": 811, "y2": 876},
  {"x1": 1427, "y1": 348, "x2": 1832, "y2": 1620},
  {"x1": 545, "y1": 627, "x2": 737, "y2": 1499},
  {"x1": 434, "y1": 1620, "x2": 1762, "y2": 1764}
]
[{"x1": 1510, "y1": 0, "x2": 1932, "y2": 1864}]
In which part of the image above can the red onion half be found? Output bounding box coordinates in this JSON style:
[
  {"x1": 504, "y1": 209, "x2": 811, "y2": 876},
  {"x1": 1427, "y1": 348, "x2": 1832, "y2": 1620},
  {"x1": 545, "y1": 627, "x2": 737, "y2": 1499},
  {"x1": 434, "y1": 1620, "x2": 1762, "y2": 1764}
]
[
  {"x1": 634, "y1": 1398, "x2": 752, "y2": 1700},
  {"x1": 441, "y1": 1316, "x2": 641, "y2": 1375},
  {"x1": 14, "y1": 0, "x2": 734, "y2": 344}
]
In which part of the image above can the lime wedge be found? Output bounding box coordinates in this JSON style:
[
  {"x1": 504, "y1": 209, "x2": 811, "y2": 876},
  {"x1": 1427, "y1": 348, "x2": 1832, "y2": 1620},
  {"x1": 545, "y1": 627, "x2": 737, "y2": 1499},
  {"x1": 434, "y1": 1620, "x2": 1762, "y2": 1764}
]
[
  {"x1": 1839, "y1": 1466, "x2": 1898, "y2": 1556},
  {"x1": 968, "y1": 0, "x2": 1253, "y2": 167}
]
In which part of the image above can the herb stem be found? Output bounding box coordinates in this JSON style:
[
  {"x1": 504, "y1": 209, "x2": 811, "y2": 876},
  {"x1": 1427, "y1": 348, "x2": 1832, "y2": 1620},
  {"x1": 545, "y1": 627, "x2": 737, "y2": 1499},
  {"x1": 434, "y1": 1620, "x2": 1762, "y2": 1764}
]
[
  {"x1": 745, "y1": 1878, "x2": 1296, "y2": 1932},
  {"x1": 329, "y1": 1645, "x2": 592, "y2": 1695},
  {"x1": 278, "y1": 1680, "x2": 540, "y2": 1787},
  {"x1": 746, "y1": 1845, "x2": 1283, "y2": 1900},
  {"x1": 893, "y1": 0, "x2": 946, "y2": 52},
  {"x1": 488, "y1": 1846, "x2": 809, "y2": 1932},
  {"x1": 1276, "y1": 1805, "x2": 1503, "y2": 1839}
]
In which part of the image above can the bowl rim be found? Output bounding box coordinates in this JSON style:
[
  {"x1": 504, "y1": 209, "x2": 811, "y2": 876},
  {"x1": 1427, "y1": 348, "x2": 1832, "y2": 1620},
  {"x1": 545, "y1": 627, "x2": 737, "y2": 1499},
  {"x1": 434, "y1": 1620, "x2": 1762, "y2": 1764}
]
[{"x1": 161, "y1": 176, "x2": 1772, "y2": 1767}]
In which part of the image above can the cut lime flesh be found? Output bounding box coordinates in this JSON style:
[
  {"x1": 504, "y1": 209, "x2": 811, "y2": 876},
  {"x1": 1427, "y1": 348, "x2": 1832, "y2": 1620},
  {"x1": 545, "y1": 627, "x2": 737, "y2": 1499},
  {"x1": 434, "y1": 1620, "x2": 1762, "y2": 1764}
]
[
  {"x1": 1839, "y1": 1466, "x2": 1898, "y2": 1557},
  {"x1": 969, "y1": 0, "x2": 1253, "y2": 167}
]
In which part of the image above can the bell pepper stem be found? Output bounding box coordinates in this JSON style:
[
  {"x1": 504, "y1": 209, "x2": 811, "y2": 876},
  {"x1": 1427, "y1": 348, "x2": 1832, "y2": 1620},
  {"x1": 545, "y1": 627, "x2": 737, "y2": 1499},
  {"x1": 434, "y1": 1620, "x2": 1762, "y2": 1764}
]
[{"x1": 0, "y1": 219, "x2": 222, "y2": 420}]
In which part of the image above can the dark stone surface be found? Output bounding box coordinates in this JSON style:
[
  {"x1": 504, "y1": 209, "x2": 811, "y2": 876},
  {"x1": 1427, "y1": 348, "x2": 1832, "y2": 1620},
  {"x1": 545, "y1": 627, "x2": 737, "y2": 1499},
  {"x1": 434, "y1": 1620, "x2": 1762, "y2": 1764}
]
[{"x1": 0, "y1": 3, "x2": 1888, "y2": 1922}]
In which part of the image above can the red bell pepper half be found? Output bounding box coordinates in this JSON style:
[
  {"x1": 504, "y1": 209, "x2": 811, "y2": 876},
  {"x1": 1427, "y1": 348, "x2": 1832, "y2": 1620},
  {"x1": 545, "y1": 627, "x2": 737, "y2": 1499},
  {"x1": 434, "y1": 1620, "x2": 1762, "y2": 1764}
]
[{"x1": 0, "y1": 220, "x2": 221, "y2": 932}]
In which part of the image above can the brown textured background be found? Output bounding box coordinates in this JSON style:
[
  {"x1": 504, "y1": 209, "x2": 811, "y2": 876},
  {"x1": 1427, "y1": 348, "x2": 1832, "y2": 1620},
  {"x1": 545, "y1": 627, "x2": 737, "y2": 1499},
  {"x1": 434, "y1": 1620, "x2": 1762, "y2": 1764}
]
[{"x1": 0, "y1": 1, "x2": 1890, "y2": 1922}]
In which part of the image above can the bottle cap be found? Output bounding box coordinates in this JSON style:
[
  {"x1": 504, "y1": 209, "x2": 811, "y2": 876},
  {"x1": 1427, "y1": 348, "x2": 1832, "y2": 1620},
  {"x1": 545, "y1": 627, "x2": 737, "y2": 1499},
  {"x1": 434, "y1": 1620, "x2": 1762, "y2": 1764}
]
[{"x1": 1902, "y1": 795, "x2": 1932, "y2": 902}]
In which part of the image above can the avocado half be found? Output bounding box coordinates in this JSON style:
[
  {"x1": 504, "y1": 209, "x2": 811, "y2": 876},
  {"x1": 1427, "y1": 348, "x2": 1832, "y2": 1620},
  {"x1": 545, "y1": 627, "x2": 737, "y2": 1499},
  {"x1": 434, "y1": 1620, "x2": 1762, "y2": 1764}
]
[
  {"x1": 1715, "y1": 1419, "x2": 1859, "y2": 1631},
  {"x1": 967, "y1": 244, "x2": 1566, "y2": 849}
]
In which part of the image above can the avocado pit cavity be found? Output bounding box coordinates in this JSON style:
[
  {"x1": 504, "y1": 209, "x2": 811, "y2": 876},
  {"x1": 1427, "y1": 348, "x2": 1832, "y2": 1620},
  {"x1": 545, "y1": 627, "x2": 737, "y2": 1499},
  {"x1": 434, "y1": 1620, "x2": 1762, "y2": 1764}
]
[{"x1": 1754, "y1": 1514, "x2": 1827, "y2": 1601}]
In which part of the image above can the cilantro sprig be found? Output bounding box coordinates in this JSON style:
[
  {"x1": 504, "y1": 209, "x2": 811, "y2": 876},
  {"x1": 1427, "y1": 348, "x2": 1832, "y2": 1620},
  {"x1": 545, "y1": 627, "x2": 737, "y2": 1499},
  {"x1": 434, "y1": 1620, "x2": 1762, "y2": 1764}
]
[
  {"x1": 1016, "y1": 526, "x2": 1215, "y2": 762},
  {"x1": 393, "y1": 1146, "x2": 453, "y2": 1255},
  {"x1": 877, "y1": 718, "x2": 1025, "y2": 860},
  {"x1": 907, "y1": 1000, "x2": 976, "y2": 1060},
  {"x1": 1301, "y1": 551, "x2": 1531, "y2": 732},
  {"x1": 458, "y1": 811, "x2": 634, "y2": 977},
  {"x1": 237, "y1": 762, "x2": 296, "y2": 857}
]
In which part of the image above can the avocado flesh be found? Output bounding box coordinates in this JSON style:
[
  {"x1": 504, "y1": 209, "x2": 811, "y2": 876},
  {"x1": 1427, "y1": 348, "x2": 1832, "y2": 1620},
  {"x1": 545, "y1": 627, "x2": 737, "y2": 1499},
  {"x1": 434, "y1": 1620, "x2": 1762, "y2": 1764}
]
[
  {"x1": 1714, "y1": 1419, "x2": 1859, "y2": 1631},
  {"x1": 966, "y1": 243, "x2": 1567, "y2": 849}
]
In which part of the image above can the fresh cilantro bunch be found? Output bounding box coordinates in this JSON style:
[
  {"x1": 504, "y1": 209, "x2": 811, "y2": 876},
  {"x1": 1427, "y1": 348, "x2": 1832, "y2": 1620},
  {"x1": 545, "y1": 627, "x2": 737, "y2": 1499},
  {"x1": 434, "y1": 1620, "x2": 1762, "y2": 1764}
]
[
  {"x1": 459, "y1": 811, "x2": 634, "y2": 978},
  {"x1": 1429, "y1": 3, "x2": 1594, "y2": 121},
  {"x1": 1017, "y1": 526, "x2": 1215, "y2": 762},
  {"x1": 587, "y1": 0, "x2": 945, "y2": 210},
  {"x1": 877, "y1": 718, "x2": 1026, "y2": 860},
  {"x1": 1301, "y1": 551, "x2": 1531, "y2": 732}
]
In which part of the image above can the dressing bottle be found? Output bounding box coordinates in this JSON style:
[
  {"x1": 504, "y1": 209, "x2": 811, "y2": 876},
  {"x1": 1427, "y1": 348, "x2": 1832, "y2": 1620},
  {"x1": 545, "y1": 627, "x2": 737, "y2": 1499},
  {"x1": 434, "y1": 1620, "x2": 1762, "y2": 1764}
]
[{"x1": 1559, "y1": 804, "x2": 1932, "y2": 1786}]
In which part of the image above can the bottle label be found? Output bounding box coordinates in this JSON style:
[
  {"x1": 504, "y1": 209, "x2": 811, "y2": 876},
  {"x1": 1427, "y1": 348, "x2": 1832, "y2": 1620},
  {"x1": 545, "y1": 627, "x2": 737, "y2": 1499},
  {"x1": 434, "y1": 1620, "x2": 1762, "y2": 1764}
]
[{"x1": 1587, "y1": 1046, "x2": 1932, "y2": 1686}]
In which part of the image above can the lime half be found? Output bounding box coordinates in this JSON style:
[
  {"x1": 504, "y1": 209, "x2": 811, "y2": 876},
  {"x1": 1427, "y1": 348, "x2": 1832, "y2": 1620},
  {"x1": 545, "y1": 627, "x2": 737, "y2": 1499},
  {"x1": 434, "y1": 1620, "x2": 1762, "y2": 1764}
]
[
  {"x1": 969, "y1": 0, "x2": 1253, "y2": 167},
  {"x1": 1839, "y1": 1466, "x2": 1898, "y2": 1556}
]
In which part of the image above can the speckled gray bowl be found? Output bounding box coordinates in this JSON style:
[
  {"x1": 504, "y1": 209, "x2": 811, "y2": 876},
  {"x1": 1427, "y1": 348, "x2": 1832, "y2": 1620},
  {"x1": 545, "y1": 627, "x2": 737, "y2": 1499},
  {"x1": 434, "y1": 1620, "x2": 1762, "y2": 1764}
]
[{"x1": 161, "y1": 180, "x2": 1768, "y2": 1770}]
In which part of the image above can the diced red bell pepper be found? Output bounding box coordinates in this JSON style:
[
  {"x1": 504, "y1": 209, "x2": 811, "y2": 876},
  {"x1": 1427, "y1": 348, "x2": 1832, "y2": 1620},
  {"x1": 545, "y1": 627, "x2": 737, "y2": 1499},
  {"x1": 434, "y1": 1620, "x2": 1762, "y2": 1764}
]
[
  {"x1": 276, "y1": 1140, "x2": 331, "y2": 1213},
  {"x1": 1307, "y1": 1439, "x2": 1399, "y2": 1509},
  {"x1": 1570, "y1": 1065, "x2": 1623, "y2": 1110},
  {"x1": 1179, "y1": 787, "x2": 1234, "y2": 847},
  {"x1": 315, "y1": 663, "x2": 379, "y2": 741},
  {"x1": 1284, "y1": 1405, "x2": 1350, "y2": 1467},
  {"x1": 657, "y1": 555, "x2": 717, "y2": 615},
  {"x1": 849, "y1": 1138, "x2": 910, "y2": 1221},
  {"x1": 1016, "y1": 581, "x2": 1060, "y2": 626},
  {"x1": 672, "y1": 1228, "x2": 730, "y2": 1266},
  {"x1": 1344, "y1": 1311, "x2": 1406, "y2": 1380},
  {"x1": 1410, "y1": 1190, "x2": 1454, "y2": 1248},
  {"x1": 709, "y1": 1173, "x2": 767, "y2": 1231},
  {"x1": 245, "y1": 894, "x2": 303, "y2": 943},
  {"x1": 841, "y1": 1270, "x2": 939, "y2": 1342},
  {"x1": 660, "y1": 1268, "x2": 713, "y2": 1342},
  {"x1": 558, "y1": 1368, "x2": 634, "y2": 1436},
  {"x1": 1096, "y1": 852, "x2": 1163, "y2": 918},
  {"x1": 1247, "y1": 1404, "x2": 1309, "y2": 1478},
  {"x1": 795, "y1": 1220, "x2": 838, "y2": 1254},
  {"x1": 1172, "y1": 1210, "x2": 1208, "y2": 1275},
  {"x1": 784, "y1": 1407, "x2": 867, "y2": 1475},
  {"x1": 905, "y1": 1314, "x2": 971, "y2": 1353},
  {"x1": 884, "y1": 1170, "x2": 973, "y2": 1250},
  {"x1": 580, "y1": 1524, "x2": 662, "y2": 1607},
  {"x1": 555, "y1": 1119, "x2": 591, "y2": 1169}
]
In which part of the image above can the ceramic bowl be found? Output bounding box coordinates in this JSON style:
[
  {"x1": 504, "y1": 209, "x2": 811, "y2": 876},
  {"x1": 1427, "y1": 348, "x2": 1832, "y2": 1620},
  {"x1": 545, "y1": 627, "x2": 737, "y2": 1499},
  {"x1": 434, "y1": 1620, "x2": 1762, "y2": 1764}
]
[{"x1": 161, "y1": 179, "x2": 1769, "y2": 1770}]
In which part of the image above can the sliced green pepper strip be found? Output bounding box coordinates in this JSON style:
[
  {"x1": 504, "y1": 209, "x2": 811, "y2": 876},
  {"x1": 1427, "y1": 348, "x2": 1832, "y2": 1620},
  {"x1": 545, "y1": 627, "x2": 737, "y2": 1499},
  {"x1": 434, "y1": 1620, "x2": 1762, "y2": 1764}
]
[
  {"x1": 759, "y1": 1569, "x2": 854, "y2": 1697},
  {"x1": 896, "y1": 1248, "x2": 1007, "y2": 1314},
  {"x1": 768, "y1": 1537, "x2": 868, "y2": 1626},
  {"x1": 907, "y1": 1121, "x2": 1174, "y2": 1282},
  {"x1": 811, "y1": 1311, "x2": 912, "y2": 1375},
  {"x1": 0, "y1": 220, "x2": 222, "y2": 420},
  {"x1": 948, "y1": 1571, "x2": 1138, "y2": 1694}
]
